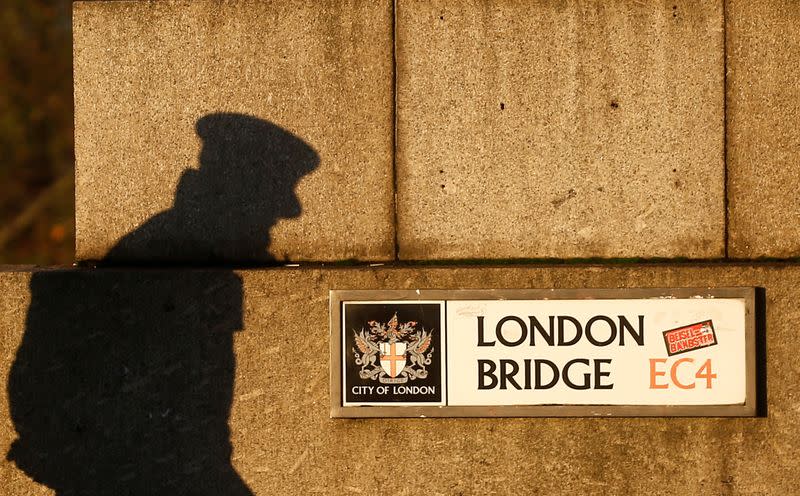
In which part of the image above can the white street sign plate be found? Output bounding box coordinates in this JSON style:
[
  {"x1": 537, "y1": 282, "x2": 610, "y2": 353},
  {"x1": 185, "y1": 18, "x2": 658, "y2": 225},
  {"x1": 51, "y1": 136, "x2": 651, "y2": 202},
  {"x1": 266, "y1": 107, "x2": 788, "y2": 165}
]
[{"x1": 330, "y1": 288, "x2": 757, "y2": 417}]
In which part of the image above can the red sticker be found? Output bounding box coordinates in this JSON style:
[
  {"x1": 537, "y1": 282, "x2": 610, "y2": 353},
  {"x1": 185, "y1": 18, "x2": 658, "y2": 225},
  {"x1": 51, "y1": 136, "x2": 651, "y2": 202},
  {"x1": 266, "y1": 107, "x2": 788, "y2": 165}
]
[{"x1": 662, "y1": 320, "x2": 717, "y2": 356}]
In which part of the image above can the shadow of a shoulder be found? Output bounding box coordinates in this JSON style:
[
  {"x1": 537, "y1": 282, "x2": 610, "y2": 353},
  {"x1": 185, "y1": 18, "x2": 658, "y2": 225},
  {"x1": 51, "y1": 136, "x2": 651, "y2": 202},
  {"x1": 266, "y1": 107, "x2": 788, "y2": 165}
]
[{"x1": 8, "y1": 270, "x2": 252, "y2": 495}]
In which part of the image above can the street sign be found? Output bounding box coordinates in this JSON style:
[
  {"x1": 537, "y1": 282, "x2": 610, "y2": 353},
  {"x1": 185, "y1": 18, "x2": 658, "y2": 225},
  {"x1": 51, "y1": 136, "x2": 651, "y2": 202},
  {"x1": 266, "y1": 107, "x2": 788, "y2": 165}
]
[{"x1": 330, "y1": 288, "x2": 757, "y2": 417}]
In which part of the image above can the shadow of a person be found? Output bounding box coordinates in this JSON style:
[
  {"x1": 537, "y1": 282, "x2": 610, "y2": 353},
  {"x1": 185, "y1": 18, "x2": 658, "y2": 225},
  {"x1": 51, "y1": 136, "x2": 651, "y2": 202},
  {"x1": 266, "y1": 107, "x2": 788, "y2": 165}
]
[
  {"x1": 7, "y1": 113, "x2": 319, "y2": 495},
  {"x1": 108, "y1": 113, "x2": 320, "y2": 264}
]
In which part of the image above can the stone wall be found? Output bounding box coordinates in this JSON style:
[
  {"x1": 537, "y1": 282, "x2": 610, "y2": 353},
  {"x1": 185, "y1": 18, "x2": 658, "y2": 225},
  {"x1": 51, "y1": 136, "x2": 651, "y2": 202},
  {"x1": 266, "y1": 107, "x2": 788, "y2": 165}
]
[
  {"x1": 0, "y1": 265, "x2": 794, "y2": 494},
  {"x1": 2, "y1": 1, "x2": 800, "y2": 494},
  {"x1": 71, "y1": 0, "x2": 800, "y2": 263}
]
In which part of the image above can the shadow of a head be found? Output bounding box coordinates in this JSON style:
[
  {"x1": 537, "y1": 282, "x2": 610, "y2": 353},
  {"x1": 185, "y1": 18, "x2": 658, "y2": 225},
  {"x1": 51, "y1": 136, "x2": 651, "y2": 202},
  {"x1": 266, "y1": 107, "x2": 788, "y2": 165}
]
[{"x1": 107, "y1": 113, "x2": 319, "y2": 263}]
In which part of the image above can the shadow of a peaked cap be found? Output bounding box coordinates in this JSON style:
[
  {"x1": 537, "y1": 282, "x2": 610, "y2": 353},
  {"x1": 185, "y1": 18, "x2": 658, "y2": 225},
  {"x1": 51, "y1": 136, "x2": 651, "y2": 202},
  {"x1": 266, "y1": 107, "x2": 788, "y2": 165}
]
[
  {"x1": 103, "y1": 112, "x2": 320, "y2": 263},
  {"x1": 195, "y1": 112, "x2": 320, "y2": 189}
]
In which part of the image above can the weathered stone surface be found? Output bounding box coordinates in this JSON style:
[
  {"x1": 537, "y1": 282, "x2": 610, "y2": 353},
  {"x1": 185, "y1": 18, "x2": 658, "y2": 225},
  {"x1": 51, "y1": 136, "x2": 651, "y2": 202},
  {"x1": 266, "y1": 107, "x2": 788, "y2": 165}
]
[
  {"x1": 1, "y1": 263, "x2": 798, "y2": 494},
  {"x1": 727, "y1": 1, "x2": 800, "y2": 258},
  {"x1": 73, "y1": 0, "x2": 394, "y2": 263},
  {"x1": 396, "y1": 0, "x2": 725, "y2": 260}
]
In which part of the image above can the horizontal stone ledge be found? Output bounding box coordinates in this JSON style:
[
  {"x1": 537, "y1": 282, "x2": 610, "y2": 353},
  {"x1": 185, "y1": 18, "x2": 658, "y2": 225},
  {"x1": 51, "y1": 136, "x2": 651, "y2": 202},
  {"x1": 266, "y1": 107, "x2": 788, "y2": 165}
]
[{"x1": 0, "y1": 264, "x2": 794, "y2": 494}]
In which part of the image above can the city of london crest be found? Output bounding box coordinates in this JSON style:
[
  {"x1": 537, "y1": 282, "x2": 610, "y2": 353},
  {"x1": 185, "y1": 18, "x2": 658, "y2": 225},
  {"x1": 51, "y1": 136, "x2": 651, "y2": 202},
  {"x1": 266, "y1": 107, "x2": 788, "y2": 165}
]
[{"x1": 352, "y1": 312, "x2": 434, "y2": 384}]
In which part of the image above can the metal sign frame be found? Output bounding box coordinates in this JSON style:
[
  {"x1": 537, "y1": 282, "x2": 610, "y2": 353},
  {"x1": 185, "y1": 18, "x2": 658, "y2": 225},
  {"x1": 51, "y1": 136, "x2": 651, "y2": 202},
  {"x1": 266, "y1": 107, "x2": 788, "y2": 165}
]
[{"x1": 329, "y1": 287, "x2": 757, "y2": 418}]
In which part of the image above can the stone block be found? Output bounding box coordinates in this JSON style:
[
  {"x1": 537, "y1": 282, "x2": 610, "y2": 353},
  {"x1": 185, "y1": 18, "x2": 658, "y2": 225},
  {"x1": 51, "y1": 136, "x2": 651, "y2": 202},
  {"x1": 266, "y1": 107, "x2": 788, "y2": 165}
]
[
  {"x1": 727, "y1": 0, "x2": 800, "y2": 258},
  {"x1": 0, "y1": 264, "x2": 798, "y2": 494},
  {"x1": 396, "y1": 0, "x2": 725, "y2": 260},
  {"x1": 73, "y1": 0, "x2": 394, "y2": 263}
]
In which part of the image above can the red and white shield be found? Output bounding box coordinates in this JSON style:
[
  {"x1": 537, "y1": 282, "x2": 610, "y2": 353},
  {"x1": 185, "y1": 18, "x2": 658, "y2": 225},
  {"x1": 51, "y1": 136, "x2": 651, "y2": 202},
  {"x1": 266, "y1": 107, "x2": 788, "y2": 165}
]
[{"x1": 379, "y1": 341, "x2": 407, "y2": 378}]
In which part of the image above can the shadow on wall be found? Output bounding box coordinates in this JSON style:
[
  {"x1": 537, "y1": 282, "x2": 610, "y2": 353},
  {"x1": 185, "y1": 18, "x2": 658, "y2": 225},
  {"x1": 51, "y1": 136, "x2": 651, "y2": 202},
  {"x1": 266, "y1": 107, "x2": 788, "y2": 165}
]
[
  {"x1": 7, "y1": 113, "x2": 319, "y2": 494},
  {"x1": 108, "y1": 113, "x2": 319, "y2": 264}
]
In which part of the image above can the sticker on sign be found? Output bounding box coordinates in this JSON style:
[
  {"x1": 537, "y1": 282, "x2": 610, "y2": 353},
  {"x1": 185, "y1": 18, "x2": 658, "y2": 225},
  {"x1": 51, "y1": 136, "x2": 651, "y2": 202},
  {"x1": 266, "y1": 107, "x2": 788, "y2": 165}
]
[
  {"x1": 330, "y1": 288, "x2": 757, "y2": 418},
  {"x1": 662, "y1": 320, "x2": 718, "y2": 356}
]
